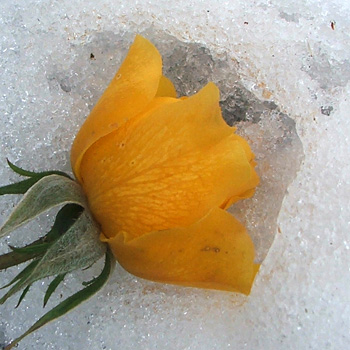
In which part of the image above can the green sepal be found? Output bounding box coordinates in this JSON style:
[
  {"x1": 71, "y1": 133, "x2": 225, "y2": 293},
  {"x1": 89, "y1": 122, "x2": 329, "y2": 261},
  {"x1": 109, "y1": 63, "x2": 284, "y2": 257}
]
[
  {"x1": 7, "y1": 159, "x2": 45, "y2": 177},
  {"x1": 8, "y1": 242, "x2": 51, "y2": 255},
  {"x1": 43, "y1": 273, "x2": 66, "y2": 307},
  {"x1": 0, "y1": 159, "x2": 72, "y2": 195},
  {"x1": 0, "y1": 204, "x2": 83, "y2": 271},
  {"x1": 0, "y1": 210, "x2": 106, "y2": 304},
  {"x1": 0, "y1": 248, "x2": 39, "y2": 271},
  {"x1": 0, "y1": 177, "x2": 43, "y2": 195},
  {"x1": 0, "y1": 260, "x2": 39, "y2": 291},
  {"x1": 0, "y1": 174, "x2": 87, "y2": 239},
  {"x1": 15, "y1": 284, "x2": 31, "y2": 308},
  {"x1": 44, "y1": 204, "x2": 83, "y2": 242},
  {"x1": 0, "y1": 160, "x2": 113, "y2": 350},
  {"x1": 4, "y1": 249, "x2": 115, "y2": 350}
]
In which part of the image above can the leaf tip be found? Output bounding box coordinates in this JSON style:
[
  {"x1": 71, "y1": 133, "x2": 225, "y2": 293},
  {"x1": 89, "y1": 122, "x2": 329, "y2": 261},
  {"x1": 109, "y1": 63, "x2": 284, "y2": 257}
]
[{"x1": 6, "y1": 158, "x2": 12, "y2": 167}]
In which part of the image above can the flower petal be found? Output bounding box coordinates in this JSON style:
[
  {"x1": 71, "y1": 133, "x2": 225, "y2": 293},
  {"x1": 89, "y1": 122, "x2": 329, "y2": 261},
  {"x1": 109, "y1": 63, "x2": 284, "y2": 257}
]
[
  {"x1": 220, "y1": 134, "x2": 259, "y2": 209},
  {"x1": 80, "y1": 83, "x2": 258, "y2": 238},
  {"x1": 71, "y1": 35, "x2": 163, "y2": 181},
  {"x1": 155, "y1": 75, "x2": 177, "y2": 98},
  {"x1": 102, "y1": 207, "x2": 259, "y2": 294}
]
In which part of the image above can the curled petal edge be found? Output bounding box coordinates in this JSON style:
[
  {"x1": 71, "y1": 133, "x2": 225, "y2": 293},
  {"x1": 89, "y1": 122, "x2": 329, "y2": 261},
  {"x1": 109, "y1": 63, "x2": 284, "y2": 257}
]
[{"x1": 101, "y1": 207, "x2": 259, "y2": 295}]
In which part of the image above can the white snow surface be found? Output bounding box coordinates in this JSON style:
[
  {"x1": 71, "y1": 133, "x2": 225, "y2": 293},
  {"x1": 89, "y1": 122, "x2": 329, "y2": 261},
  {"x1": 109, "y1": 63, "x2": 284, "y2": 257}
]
[{"x1": 0, "y1": 0, "x2": 349, "y2": 349}]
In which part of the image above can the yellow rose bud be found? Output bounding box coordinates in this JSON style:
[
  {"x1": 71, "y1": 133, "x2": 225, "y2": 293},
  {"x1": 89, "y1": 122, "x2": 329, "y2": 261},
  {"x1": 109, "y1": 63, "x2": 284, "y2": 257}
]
[{"x1": 71, "y1": 35, "x2": 260, "y2": 294}]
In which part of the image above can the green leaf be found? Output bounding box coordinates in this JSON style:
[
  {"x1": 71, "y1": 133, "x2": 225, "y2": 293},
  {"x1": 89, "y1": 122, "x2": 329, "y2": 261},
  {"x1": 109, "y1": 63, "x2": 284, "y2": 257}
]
[
  {"x1": 0, "y1": 175, "x2": 88, "y2": 239},
  {"x1": 4, "y1": 249, "x2": 115, "y2": 350},
  {"x1": 43, "y1": 274, "x2": 66, "y2": 307},
  {"x1": 15, "y1": 284, "x2": 31, "y2": 308}
]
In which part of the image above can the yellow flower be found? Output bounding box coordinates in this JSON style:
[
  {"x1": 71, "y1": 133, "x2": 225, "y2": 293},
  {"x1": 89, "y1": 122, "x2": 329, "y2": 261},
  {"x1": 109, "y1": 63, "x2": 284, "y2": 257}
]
[{"x1": 71, "y1": 35, "x2": 260, "y2": 294}]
